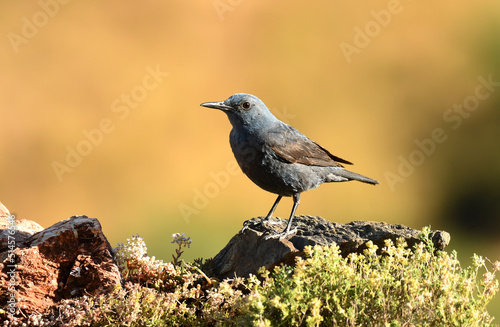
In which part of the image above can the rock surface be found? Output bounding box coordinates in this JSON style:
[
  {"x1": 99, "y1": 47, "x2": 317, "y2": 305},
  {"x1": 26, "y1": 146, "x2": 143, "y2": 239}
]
[
  {"x1": 0, "y1": 212, "x2": 44, "y2": 253},
  {"x1": 0, "y1": 215, "x2": 122, "y2": 315},
  {"x1": 0, "y1": 201, "x2": 10, "y2": 218},
  {"x1": 0, "y1": 205, "x2": 452, "y2": 318},
  {"x1": 211, "y1": 215, "x2": 450, "y2": 279}
]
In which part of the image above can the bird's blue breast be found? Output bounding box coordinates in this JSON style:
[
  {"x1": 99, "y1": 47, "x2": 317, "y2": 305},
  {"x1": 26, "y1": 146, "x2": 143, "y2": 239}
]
[{"x1": 229, "y1": 127, "x2": 325, "y2": 196}]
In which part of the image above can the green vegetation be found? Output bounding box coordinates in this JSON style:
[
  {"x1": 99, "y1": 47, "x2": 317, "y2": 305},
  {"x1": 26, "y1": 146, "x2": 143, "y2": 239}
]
[
  {"x1": 243, "y1": 235, "x2": 498, "y2": 326},
  {"x1": 15, "y1": 228, "x2": 499, "y2": 326}
]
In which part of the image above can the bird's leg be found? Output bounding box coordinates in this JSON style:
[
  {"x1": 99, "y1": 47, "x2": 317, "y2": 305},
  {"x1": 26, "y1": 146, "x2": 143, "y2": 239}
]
[
  {"x1": 264, "y1": 193, "x2": 300, "y2": 240},
  {"x1": 279, "y1": 193, "x2": 300, "y2": 239},
  {"x1": 240, "y1": 195, "x2": 283, "y2": 234},
  {"x1": 261, "y1": 195, "x2": 283, "y2": 225}
]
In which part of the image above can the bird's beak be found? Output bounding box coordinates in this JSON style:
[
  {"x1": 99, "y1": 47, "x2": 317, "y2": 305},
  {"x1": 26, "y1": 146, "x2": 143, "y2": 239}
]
[{"x1": 200, "y1": 101, "x2": 232, "y2": 111}]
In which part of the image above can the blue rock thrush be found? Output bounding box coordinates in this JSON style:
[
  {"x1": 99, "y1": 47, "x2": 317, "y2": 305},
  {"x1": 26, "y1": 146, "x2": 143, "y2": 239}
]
[{"x1": 201, "y1": 93, "x2": 379, "y2": 239}]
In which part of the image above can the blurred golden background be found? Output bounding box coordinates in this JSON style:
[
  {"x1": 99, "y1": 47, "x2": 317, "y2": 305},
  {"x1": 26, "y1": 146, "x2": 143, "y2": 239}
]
[{"x1": 2, "y1": 0, "x2": 500, "y2": 315}]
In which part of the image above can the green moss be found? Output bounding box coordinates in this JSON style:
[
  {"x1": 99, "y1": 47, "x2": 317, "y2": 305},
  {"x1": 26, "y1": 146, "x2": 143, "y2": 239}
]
[{"x1": 5, "y1": 228, "x2": 498, "y2": 326}]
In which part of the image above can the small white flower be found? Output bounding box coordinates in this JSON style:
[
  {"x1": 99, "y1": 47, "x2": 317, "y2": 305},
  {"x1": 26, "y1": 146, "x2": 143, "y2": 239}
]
[{"x1": 171, "y1": 232, "x2": 192, "y2": 247}]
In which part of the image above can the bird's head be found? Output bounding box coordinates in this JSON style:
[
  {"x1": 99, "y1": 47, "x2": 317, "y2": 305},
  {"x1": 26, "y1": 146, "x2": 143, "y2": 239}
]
[{"x1": 201, "y1": 93, "x2": 278, "y2": 129}]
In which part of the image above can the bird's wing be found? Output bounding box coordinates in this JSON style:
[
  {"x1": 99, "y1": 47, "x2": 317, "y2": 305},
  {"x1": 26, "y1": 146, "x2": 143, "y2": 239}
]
[{"x1": 267, "y1": 124, "x2": 353, "y2": 167}]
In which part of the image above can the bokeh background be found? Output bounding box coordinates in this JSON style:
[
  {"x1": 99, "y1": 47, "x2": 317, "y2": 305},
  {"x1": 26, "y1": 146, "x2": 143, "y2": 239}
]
[{"x1": 2, "y1": 0, "x2": 500, "y2": 316}]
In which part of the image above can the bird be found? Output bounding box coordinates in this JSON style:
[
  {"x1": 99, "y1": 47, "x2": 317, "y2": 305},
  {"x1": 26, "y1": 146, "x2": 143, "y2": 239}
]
[{"x1": 201, "y1": 93, "x2": 379, "y2": 239}]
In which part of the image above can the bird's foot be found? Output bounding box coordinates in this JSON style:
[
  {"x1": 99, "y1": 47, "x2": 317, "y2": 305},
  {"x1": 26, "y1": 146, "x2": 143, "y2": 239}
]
[
  {"x1": 239, "y1": 218, "x2": 264, "y2": 234},
  {"x1": 262, "y1": 227, "x2": 298, "y2": 241},
  {"x1": 239, "y1": 217, "x2": 282, "y2": 235}
]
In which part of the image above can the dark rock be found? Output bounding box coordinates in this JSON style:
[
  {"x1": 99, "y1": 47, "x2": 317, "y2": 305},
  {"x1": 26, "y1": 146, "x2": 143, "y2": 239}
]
[
  {"x1": 211, "y1": 215, "x2": 450, "y2": 279},
  {"x1": 0, "y1": 215, "x2": 122, "y2": 316},
  {"x1": 211, "y1": 228, "x2": 298, "y2": 280}
]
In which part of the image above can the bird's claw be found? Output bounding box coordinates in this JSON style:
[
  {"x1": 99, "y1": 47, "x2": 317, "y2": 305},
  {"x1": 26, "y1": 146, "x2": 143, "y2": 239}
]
[
  {"x1": 239, "y1": 225, "x2": 248, "y2": 235},
  {"x1": 239, "y1": 217, "x2": 283, "y2": 235},
  {"x1": 240, "y1": 218, "x2": 264, "y2": 234}
]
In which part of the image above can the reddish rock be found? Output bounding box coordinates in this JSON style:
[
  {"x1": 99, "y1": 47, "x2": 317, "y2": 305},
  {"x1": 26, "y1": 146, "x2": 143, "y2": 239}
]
[{"x1": 0, "y1": 215, "x2": 122, "y2": 317}]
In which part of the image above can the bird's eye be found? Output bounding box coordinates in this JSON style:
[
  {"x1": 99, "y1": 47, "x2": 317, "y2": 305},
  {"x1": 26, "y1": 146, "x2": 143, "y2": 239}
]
[{"x1": 242, "y1": 101, "x2": 251, "y2": 110}]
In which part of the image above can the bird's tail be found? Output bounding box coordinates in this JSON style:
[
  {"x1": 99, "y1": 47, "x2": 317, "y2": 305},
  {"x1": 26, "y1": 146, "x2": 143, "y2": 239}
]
[{"x1": 328, "y1": 168, "x2": 379, "y2": 185}]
